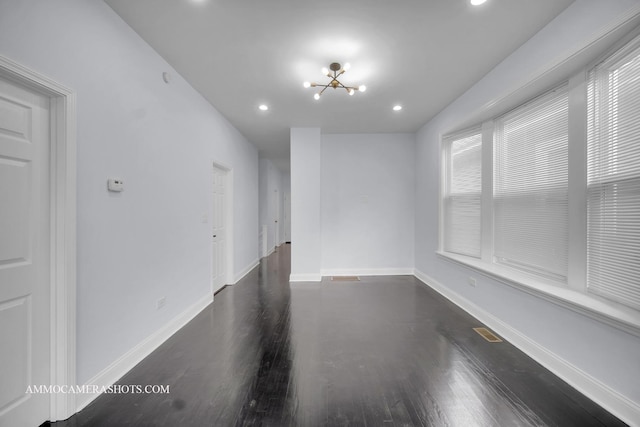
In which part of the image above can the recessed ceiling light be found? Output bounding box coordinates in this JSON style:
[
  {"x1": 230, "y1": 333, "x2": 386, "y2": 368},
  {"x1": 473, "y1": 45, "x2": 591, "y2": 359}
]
[
  {"x1": 258, "y1": 104, "x2": 268, "y2": 111},
  {"x1": 393, "y1": 105, "x2": 402, "y2": 111},
  {"x1": 470, "y1": 0, "x2": 487, "y2": 5}
]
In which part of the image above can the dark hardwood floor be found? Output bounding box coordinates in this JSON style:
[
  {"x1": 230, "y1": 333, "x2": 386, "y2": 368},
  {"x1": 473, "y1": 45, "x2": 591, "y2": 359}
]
[{"x1": 50, "y1": 245, "x2": 626, "y2": 426}]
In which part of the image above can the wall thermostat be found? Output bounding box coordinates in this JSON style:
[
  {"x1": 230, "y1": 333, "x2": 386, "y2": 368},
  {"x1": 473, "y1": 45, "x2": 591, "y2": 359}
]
[{"x1": 107, "y1": 178, "x2": 124, "y2": 192}]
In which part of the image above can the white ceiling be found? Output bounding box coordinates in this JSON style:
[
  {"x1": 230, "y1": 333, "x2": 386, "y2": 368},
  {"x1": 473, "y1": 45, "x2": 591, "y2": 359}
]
[{"x1": 105, "y1": 0, "x2": 574, "y2": 172}]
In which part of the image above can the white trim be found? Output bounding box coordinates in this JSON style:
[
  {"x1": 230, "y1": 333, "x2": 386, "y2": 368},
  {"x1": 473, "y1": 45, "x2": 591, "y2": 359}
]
[
  {"x1": 320, "y1": 268, "x2": 415, "y2": 277},
  {"x1": 480, "y1": 120, "x2": 494, "y2": 264},
  {"x1": 436, "y1": 251, "x2": 640, "y2": 337},
  {"x1": 289, "y1": 273, "x2": 322, "y2": 282},
  {"x1": 75, "y1": 293, "x2": 213, "y2": 412},
  {"x1": 566, "y1": 71, "x2": 588, "y2": 293},
  {"x1": 233, "y1": 258, "x2": 259, "y2": 284},
  {"x1": 413, "y1": 269, "x2": 640, "y2": 427},
  {"x1": 0, "y1": 55, "x2": 77, "y2": 422}
]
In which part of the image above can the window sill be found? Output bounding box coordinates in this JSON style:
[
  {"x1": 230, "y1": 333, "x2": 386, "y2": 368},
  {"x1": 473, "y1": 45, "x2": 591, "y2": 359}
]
[{"x1": 436, "y1": 251, "x2": 640, "y2": 337}]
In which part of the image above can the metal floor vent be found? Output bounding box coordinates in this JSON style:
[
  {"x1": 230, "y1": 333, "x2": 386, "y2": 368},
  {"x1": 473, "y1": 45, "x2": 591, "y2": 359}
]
[
  {"x1": 473, "y1": 327, "x2": 503, "y2": 343},
  {"x1": 331, "y1": 276, "x2": 360, "y2": 281}
]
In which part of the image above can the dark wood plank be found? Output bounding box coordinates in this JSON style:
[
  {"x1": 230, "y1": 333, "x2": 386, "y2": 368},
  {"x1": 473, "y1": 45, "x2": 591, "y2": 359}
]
[{"x1": 48, "y1": 245, "x2": 627, "y2": 426}]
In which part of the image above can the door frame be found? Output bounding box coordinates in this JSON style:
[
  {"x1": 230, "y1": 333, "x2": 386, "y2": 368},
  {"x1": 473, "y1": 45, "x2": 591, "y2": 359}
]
[
  {"x1": 0, "y1": 55, "x2": 76, "y2": 421},
  {"x1": 211, "y1": 161, "x2": 234, "y2": 292}
]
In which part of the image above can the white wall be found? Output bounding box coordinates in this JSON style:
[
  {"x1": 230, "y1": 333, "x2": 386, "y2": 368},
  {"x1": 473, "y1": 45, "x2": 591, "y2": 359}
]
[
  {"x1": 0, "y1": 0, "x2": 259, "y2": 385},
  {"x1": 415, "y1": 0, "x2": 640, "y2": 423},
  {"x1": 290, "y1": 128, "x2": 322, "y2": 281},
  {"x1": 291, "y1": 131, "x2": 415, "y2": 279},
  {"x1": 259, "y1": 157, "x2": 285, "y2": 255},
  {"x1": 321, "y1": 134, "x2": 415, "y2": 275}
]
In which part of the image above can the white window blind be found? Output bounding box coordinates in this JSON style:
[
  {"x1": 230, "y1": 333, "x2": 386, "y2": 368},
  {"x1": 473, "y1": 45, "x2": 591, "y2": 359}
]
[
  {"x1": 493, "y1": 86, "x2": 569, "y2": 281},
  {"x1": 587, "y1": 35, "x2": 640, "y2": 310},
  {"x1": 443, "y1": 131, "x2": 482, "y2": 258}
]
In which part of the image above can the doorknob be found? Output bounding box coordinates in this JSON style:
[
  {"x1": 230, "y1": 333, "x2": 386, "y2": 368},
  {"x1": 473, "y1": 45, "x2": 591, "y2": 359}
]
[{"x1": 213, "y1": 235, "x2": 217, "y2": 237}]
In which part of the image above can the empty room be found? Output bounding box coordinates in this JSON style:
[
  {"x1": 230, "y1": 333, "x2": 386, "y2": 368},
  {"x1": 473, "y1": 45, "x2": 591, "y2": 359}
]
[{"x1": 1, "y1": 0, "x2": 640, "y2": 426}]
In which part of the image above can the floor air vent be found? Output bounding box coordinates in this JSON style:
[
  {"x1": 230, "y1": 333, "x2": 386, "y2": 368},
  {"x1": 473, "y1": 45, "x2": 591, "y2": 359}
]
[
  {"x1": 331, "y1": 276, "x2": 360, "y2": 281},
  {"x1": 473, "y1": 327, "x2": 502, "y2": 343}
]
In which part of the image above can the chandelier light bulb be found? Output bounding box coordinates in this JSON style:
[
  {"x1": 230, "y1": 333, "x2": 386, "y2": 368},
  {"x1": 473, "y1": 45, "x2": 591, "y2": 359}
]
[
  {"x1": 304, "y1": 62, "x2": 365, "y2": 99},
  {"x1": 470, "y1": 0, "x2": 486, "y2": 5},
  {"x1": 258, "y1": 104, "x2": 268, "y2": 111},
  {"x1": 393, "y1": 105, "x2": 402, "y2": 111}
]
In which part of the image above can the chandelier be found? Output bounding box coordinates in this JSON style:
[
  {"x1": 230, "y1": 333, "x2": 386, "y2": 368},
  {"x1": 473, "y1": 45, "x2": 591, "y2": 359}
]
[{"x1": 303, "y1": 62, "x2": 366, "y2": 100}]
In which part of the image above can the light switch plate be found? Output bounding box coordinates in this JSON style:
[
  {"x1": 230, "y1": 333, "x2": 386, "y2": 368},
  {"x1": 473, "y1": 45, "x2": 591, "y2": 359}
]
[{"x1": 107, "y1": 178, "x2": 124, "y2": 192}]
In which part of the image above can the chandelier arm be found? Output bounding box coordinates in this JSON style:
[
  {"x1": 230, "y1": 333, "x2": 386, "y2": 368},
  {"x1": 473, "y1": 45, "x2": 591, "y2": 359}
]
[
  {"x1": 307, "y1": 63, "x2": 365, "y2": 97},
  {"x1": 335, "y1": 81, "x2": 357, "y2": 91}
]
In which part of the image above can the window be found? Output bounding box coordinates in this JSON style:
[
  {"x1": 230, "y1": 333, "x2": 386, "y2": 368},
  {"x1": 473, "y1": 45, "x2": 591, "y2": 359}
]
[
  {"x1": 587, "y1": 37, "x2": 640, "y2": 310},
  {"x1": 443, "y1": 131, "x2": 482, "y2": 258},
  {"x1": 494, "y1": 86, "x2": 569, "y2": 281},
  {"x1": 440, "y1": 32, "x2": 640, "y2": 317}
]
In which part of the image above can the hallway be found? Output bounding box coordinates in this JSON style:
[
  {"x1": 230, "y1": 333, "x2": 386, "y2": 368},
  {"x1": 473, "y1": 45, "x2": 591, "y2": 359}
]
[{"x1": 52, "y1": 245, "x2": 624, "y2": 426}]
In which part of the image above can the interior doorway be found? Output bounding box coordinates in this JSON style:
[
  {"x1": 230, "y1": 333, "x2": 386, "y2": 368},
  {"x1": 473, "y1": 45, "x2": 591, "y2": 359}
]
[
  {"x1": 284, "y1": 190, "x2": 291, "y2": 243},
  {"x1": 212, "y1": 163, "x2": 233, "y2": 294},
  {"x1": 0, "y1": 56, "x2": 76, "y2": 424},
  {"x1": 274, "y1": 189, "x2": 280, "y2": 250},
  {"x1": 0, "y1": 72, "x2": 52, "y2": 427}
]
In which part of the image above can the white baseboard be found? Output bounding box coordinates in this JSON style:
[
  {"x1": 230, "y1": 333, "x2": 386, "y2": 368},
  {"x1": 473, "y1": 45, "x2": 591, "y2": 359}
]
[
  {"x1": 413, "y1": 269, "x2": 640, "y2": 427},
  {"x1": 75, "y1": 293, "x2": 213, "y2": 412},
  {"x1": 290, "y1": 268, "x2": 414, "y2": 283},
  {"x1": 321, "y1": 267, "x2": 415, "y2": 277},
  {"x1": 289, "y1": 273, "x2": 322, "y2": 282},
  {"x1": 233, "y1": 258, "x2": 259, "y2": 284}
]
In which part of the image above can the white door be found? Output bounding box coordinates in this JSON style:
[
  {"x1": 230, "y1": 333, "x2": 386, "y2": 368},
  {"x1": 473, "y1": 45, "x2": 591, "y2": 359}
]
[
  {"x1": 284, "y1": 191, "x2": 291, "y2": 243},
  {"x1": 212, "y1": 166, "x2": 227, "y2": 293},
  {"x1": 0, "y1": 77, "x2": 51, "y2": 425},
  {"x1": 274, "y1": 189, "x2": 280, "y2": 249}
]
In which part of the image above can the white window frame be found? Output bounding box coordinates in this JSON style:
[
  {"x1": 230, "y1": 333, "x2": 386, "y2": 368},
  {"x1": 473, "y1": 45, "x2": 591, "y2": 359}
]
[
  {"x1": 492, "y1": 83, "x2": 570, "y2": 282},
  {"x1": 441, "y1": 127, "x2": 483, "y2": 259},
  {"x1": 438, "y1": 31, "x2": 640, "y2": 337},
  {"x1": 586, "y1": 36, "x2": 640, "y2": 311}
]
